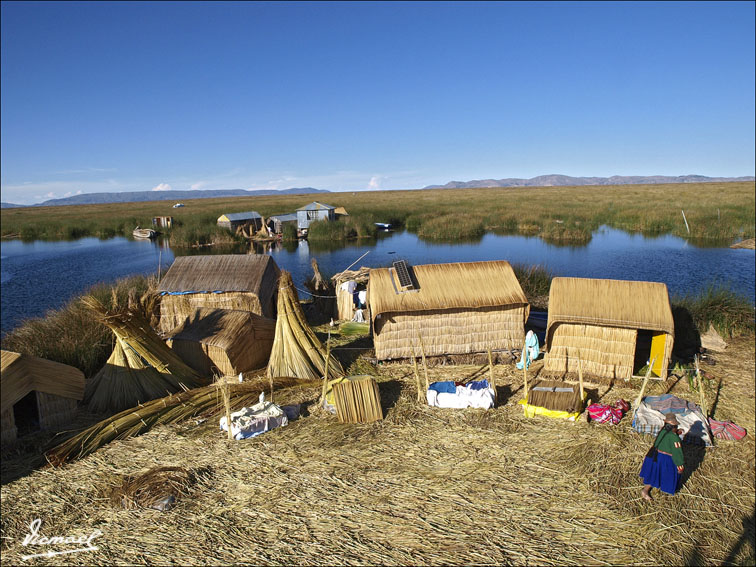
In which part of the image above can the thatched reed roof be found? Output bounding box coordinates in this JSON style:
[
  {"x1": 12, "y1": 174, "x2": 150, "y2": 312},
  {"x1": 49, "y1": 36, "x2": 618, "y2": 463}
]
[
  {"x1": 546, "y1": 277, "x2": 674, "y2": 346},
  {"x1": 157, "y1": 255, "x2": 280, "y2": 294},
  {"x1": 368, "y1": 260, "x2": 528, "y2": 322},
  {"x1": 1, "y1": 350, "x2": 84, "y2": 414},
  {"x1": 163, "y1": 308, "x2": 275, "y2": 350}
]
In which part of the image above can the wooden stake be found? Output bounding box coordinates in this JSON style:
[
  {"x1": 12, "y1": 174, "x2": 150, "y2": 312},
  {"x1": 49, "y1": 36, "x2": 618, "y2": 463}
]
[
  {"x1": 320, "y1": 330, "x2": 331, "y2": 405},
  {"x1": 632, "y1": 357, "x2": 656, "y2": 425},
  {"x1": 523, "y1": 363, "x2": 528, "y2": 402},
  {"x1": 694, "y1": 355, "x2": 708, "y2": 418},
  {"x1": 220, "y1": 380, "x2": 233, "y2": 441},
  {"x1": 488, "y1": 347, "x2": 496, "y2": 403},
  {"x1": 412, "y1": 345, "x2": 423, "y2": 403},
  {"x1": 681, "y1": 209, "x2": 690, "y2": 234},
  {"x1": 577, "y1": 351, "x2": 584, "y2": 401},
  {"x1": 418, "y1": 334, "x2": 430, "y2": 392}
]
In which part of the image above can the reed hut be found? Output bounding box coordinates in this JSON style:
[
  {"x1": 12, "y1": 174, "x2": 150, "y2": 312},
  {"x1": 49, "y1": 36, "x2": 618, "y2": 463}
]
[
  {"x1": 296, "y1": 202, "x2": 335, "y2": 231},
  {"x1": 216, "y1": 211, "x2": 263, "y2": 232},
  {"x1": 157, "y1": 255, "x2": 280, "y2": 332},
  {"x1": 268, "y1": 213, "x2": 298, "y2": 234},
  {"x1": 164, "y1": 308, "x2": 276, "y2": 376},
  {"x1": 368, "y1": 260, "x2": 530, "y2": 361},
  {"x1": 1, "y1": 350, "x2": 85, "y2": 446},
  {"x1": 543, "y1": 277, "x2": 675, "y2": 380}
]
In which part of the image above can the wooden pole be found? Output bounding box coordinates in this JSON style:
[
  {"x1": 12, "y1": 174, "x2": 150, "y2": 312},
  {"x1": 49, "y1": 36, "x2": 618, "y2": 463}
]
[
  {"x1": 681, "y1": 210, "x2": 690, "y2": 234},
  {"x1": 418, "y1": 334, "x2": 430, "y2": 392},
  {"x1": 577, "y1": 351, "x2": 584, "y2": 401},
  {"x1": 220, "y1": 380, "x2": 233, "y2": 441},
  {"x1": 522, "y1": 363, "x2": 528, "y2": 402},
  {"x1": 488, "y1": 347, "x2": 496, "y2": 403},
  {"x1": 632, "y1": 358, "x2": 656, "y2": 425},
  {"x1": 412, "y1": 345, "x2": 423, "y2": 403},
  {"x1": 694, "y1": 355, "x2": 708, "y2": 418},
  {"x1": 320, "y1": 330, "x2": 331, "y2": 405}
]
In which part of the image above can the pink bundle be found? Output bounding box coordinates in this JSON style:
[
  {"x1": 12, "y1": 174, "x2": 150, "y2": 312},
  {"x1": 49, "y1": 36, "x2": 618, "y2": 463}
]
[
  {"x1": 708, "y1": 418, "x2": 747, "y2": 441},
  {"x1": 587, "y1": 399, "x2": 630, "y2": 425}
]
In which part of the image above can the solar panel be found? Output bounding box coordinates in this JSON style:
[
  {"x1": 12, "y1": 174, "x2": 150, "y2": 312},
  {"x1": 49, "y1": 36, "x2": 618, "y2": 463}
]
[{"x1": 393, "y1": 260, "x2": 414, "y2": 289}]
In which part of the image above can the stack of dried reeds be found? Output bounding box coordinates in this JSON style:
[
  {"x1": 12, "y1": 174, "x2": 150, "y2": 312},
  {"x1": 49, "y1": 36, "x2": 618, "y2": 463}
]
[
  {"x1": 47, "y1": 376, "x2": 310, "y2": 466},
  {"x1": 267, "y1": 271, "x2": 344, "y2": 381},
  {"x1": 82, "y1": 296, "x2": 207, "y2": 414},
  {"x1": 527, "y1": 379, "x2": 583, "y2": 413},
  {"x1": 332, "y1": 376, "x2": 383, "y2": 424}
]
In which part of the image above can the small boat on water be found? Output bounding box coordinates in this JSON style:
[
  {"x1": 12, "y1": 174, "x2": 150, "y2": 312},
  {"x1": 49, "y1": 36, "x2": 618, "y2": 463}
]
[{"x1": 133, "y1": 227, "x2": 157, "y2": 239}]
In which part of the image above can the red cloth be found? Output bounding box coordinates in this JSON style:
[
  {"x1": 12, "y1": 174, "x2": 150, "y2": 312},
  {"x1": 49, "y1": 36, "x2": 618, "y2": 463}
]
[
  {"x1": 587, "y1": 399, "x2": 629, "y2": 425},
  {"x1": 708, "y1": 418, "x2": 747, "y2": 441}
]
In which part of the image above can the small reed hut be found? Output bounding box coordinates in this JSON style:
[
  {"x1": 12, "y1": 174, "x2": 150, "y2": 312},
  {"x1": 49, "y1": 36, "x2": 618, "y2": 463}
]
[
  {"x1": 164, "y1": 308, "x2": 276, "y2": 376},
  {"x1": 157, "y1": 255, "x2": 280, "y2": 333},
  {"x1": 216, "y1": 211, "x2": 263, "y2": 233},
  {"x1": 1, "y1": 350, "x2": 85, "y2": 446},
  {"x1": 368, "y1": 260, "x2": 530, "y2": 361},
  {"x1": 543, "y1": 277, "x2": 675, "y2": 380}
]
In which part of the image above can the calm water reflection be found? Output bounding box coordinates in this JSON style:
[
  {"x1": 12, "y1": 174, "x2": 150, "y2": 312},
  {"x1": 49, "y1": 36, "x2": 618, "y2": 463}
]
[{"x1": 2, "y1": 227, "x2": 753, "y2": 335}]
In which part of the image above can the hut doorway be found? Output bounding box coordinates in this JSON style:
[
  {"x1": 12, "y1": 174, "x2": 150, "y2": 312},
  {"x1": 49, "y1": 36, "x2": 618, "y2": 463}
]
[
  {"x1": 633, "y1": 329, "x2": 665, "y2": 377},
  {"x1": 13, "y1": 391, "x2": 40, "y2": 436}
]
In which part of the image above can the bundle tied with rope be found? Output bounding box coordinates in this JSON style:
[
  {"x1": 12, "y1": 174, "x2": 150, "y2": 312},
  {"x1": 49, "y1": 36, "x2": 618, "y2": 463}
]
[{"x1": 267, "y1": 270, "x2": 345, "y2": 381}]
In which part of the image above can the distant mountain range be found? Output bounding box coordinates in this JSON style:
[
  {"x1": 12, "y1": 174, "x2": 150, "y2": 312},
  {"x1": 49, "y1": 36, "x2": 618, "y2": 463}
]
[
  {"x1": 0, "y1": 187, "x2": 329, "y2": 208},
  {"x1": 423, "y1": 174, "x2": 755, "y2": 189}
]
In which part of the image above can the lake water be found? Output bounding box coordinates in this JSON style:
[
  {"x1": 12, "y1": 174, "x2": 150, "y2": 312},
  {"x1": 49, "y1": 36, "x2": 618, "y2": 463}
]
[{"x1": 2, "y1": 227, "x2": 753, "y2": 335}]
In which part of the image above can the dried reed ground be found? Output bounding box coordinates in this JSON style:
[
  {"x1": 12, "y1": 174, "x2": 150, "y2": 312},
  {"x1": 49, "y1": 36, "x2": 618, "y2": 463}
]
[{"x1": 1, "y1": 336, "x2": 753, "y2": 566}]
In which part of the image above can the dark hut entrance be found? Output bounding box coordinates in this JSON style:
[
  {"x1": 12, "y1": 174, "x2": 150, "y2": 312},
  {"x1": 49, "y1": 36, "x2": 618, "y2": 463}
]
[
  {"x1": 633, "y1": 329, "x2": 666, "y2": 377},
  {"x1": 13, "y1": 391, "x2": 40, "y2": 436}
]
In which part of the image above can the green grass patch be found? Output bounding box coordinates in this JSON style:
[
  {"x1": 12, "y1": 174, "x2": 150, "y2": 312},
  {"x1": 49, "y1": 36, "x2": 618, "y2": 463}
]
[
  {"x1": 671, "y1": 284, "x2": 755, "y2": 338},
  {"x1": 1, "y1": 275, "x2": 157, "y2": 377}
]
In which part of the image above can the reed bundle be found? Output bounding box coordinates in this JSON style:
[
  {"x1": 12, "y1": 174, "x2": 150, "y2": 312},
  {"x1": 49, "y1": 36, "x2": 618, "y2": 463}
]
[
  {"x1": 332, "y1": 376, "x2": 383, "y2": 424},
  {"x1": 108, "y1": 466, "x2": 194, "y2": 510},
  {"x1": 47, "y1": 376, "x2": 308, "y2": 466},
  {"x1": 267, "y1": 271, "x2": 344, "y2": 381},
  {"x1": 82, "y1": 296, "x2": 207, "y2": 413},
  {"x1": 527, "y1": 379, "x2": 583, "y2": 413}
]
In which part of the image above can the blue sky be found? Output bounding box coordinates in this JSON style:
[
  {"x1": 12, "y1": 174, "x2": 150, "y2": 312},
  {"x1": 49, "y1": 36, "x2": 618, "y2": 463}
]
[{"x1": 1, "y1": 1, "x2": 754, "y2": 205}]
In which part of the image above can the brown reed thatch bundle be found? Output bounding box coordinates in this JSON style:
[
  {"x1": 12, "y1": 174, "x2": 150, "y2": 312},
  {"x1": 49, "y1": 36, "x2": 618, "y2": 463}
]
[
  {"x1": 82, "y1": 296, "x2": 207, "y2": 414},
  {"x1": 47, "y1": 376, "x2": 310, "y2": 466},
  {"x1": 267, "y1": 271, "x2": 344, "y2": 381},
  {"x1": 526, "y1": 379, "x2": 583, "y2": 413},
  {"x1": 109, "y1": 466, "x2": 194, "y2": 511},
  {"x1": 332, "y1": 376, "x2": 383, "y2": 424}
]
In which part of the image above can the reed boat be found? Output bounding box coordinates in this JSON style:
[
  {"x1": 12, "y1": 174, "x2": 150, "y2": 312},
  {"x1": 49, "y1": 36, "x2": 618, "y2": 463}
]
[{"x1": 133, "y1": 227, "x2": 156, "y2": 239}]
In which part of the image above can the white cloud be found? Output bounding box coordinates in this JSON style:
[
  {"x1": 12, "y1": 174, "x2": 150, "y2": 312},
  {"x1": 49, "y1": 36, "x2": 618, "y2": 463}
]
[
  {"x1": 190, "y1": 182, "x2": 205, "y2": 190},
  {"x1": 152, "y1": 183, "x2": 172, "y2": 192},
  {"x1": 45, "y1": 192, "x2": 55, "y2": 198},
  {"x1": 368, "y1": 175, "x2": 382, "y2": 189}
]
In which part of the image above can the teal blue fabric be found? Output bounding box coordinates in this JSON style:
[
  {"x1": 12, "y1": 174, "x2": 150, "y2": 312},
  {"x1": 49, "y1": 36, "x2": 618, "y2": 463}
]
[{"x1": 516, "y1": 330, "x2": 540, "y2": 370}]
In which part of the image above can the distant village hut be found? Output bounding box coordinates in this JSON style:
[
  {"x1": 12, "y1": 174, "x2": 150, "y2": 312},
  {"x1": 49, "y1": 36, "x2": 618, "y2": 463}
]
[
  {"x1": 152, "y1": 216, "x2": 173, "y2": 228},
  {"x1": 543, "y1": 277, "x2": 675, "y2": 380},
  {"x1": 296, "y1": 202, "x2": 335, "y2": 232},
  {"x1": 164, "y1": 308, "x2": 276, "y2": 376},
  {"x1": 217, "y1": 211, "x2": 263, "y2": 233},
  {"x1": 1, "y1": 350, "x2": 84, "y2": 446},
  {"x1": 334, "y1": 206, "x2": 349, "y2": 220},
  {"x1": 368, "y1": 261, "x2": 530, "y2": 361},
  {"x1": 157, "y1": 255, "x2": 280, "y2": 332},
  {"x1": 268, "y1": 213, "x2": 298, "y2": 234}
]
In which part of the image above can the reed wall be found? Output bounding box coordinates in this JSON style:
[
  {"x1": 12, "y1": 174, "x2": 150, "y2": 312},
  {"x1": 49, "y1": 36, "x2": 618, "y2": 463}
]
[
  {"x1": 544, "y1": 323, "x2": 672, "y2": 380},
  {"x1": 37, "y1": 391, "x2": 78, "y2": 430},
  {"x1": 159, "y1": 293, "x2": 266, "y2": 333},
  {"x1": 1, "y1": 408, "x2": 17, "y2": 446},
  {"x1": 373, "y1": 305, "x2": 526, "y2": 361}
]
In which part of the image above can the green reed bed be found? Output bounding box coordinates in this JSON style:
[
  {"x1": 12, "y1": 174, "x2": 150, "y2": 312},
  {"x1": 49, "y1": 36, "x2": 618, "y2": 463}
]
[
  {"x1": 672, "y1": 284, "x2": 756, "y2": 339},
  {"x1": 3, "y1": 182, "x2": 753, "y2": 245},
  {"x1": 1, "y1": 275, "x2": 157, "y2": 378}
]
